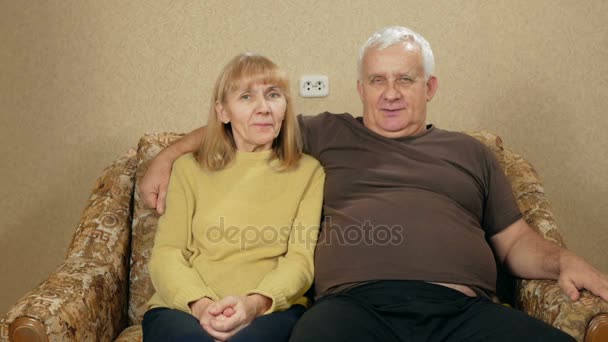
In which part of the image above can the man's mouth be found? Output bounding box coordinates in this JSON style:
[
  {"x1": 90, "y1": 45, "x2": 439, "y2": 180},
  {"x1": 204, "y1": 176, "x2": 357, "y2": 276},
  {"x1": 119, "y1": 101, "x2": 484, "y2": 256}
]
[{"x1": 381, "y1": 108, "x2": 405, "y2": 115}]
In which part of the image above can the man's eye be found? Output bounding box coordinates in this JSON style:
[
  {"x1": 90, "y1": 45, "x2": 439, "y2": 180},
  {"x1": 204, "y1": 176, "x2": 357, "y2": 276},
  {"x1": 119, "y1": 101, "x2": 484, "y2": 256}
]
[
  {"x1": 399, "y1": 77, "x2": 414, "y2": 83},
  {"x1": 371, "y1": 77, "x2": 384, "y2": 84}
]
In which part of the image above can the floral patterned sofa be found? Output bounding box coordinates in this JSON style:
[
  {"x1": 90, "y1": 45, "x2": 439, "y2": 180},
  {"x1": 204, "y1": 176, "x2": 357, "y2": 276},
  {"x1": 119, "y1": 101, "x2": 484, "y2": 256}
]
[{"x1": 1, "y1": 131, "x2": 607, "y2": 342}]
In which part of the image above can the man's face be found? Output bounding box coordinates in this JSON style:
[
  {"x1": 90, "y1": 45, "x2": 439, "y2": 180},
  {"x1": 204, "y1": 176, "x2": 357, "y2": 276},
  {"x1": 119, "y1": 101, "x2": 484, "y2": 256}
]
[{"x1": 357, "y1": 42, "x2": 438, "y2": 138}]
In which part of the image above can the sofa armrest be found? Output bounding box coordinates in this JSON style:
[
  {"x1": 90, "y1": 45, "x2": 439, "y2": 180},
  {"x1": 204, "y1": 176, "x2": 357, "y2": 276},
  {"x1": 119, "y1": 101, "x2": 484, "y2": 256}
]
[
  {"x1": 517, "y1": 279, "x2": 608, "y2": 342},
  {"x1": 1, "y1": 259, "x2": 125, "y2": 342},
  {"x1": 1, "y1": 149, "x2": 138, "y2": 342}
]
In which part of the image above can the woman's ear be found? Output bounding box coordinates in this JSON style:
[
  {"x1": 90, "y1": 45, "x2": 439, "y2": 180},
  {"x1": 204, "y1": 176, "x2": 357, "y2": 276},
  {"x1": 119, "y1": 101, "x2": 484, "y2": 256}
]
[{"x1": 215, "y1": 101, "x2": 230, "y2": 124}]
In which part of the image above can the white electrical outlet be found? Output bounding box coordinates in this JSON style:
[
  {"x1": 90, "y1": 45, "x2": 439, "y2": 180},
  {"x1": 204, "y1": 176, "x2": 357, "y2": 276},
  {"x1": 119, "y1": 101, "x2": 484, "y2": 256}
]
[{"x1": 299, "y1": 75, "x2": 329, "y2": 98}]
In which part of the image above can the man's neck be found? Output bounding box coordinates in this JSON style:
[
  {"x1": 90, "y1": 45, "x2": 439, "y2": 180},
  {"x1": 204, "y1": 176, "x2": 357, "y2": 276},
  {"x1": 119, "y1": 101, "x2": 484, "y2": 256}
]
[{"x1": 360, "y1": 118, "x2": 429, "y2": 139}]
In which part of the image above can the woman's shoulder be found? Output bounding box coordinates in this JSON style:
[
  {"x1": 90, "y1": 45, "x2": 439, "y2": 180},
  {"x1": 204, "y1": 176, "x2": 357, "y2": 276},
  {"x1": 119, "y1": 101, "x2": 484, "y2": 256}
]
[
  {"x1": 295, "y1": 154, "x2": 324, "y2": 178},
  {"x1": 173, "y1": 152, "x2": 200, "y2": 172},
  {"x1": 299, "y1": 154, "x2": 322, "y2": 169}
]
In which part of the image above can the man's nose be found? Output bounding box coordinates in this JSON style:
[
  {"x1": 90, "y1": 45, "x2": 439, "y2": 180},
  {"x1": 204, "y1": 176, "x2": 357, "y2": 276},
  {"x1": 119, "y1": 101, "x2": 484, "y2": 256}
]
[{"x1": 383, "y1": 81, "x2": 402, "y2": 101}]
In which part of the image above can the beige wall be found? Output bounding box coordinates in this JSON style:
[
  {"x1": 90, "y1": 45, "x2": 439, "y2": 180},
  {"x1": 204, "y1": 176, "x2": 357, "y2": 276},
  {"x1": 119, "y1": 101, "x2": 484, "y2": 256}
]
[{"x1": 1, "y1": 1, "x2": 607, "y2": 314}]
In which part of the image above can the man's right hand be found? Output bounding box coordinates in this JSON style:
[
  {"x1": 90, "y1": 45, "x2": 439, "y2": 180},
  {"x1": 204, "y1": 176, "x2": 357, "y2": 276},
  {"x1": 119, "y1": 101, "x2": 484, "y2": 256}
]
[
  {"x1": 140, "y1": 153, "x2": 173, "y2": 215},
  {"x1": 139, "y1": 127, "x2": 207, "y2": 215}
]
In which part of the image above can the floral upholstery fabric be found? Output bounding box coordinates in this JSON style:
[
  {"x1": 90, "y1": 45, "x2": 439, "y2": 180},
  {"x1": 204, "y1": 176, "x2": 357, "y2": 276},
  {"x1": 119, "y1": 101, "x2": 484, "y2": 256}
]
[
  {"x1": 114, "y1": 325, "x2": 142, "y2": 342},
  {"x1": 128, "y1": 132, "x2": 184, "y2": 326},
  {"x1": 519, "y1": 279, "x2": 608, "y2": 340},
  {"x1": 1, "y1": 131, "x2": 605, "y2": 342}
]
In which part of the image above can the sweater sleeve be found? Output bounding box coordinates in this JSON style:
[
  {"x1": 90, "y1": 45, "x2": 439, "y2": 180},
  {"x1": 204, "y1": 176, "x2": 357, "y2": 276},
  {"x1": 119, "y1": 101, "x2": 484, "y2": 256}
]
[
  {"x1": 246, "y1": 163, "x2": 325, "y2": 313},
  {"x1": 148, "y1": 156, "x2": 219, "y2": 313}
]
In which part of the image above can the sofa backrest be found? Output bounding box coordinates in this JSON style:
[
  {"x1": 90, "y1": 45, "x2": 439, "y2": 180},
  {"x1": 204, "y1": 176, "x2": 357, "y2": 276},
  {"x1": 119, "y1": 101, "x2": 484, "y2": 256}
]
[{"x1": 129, "y1": 133, "x2": 184, "y2": 325}]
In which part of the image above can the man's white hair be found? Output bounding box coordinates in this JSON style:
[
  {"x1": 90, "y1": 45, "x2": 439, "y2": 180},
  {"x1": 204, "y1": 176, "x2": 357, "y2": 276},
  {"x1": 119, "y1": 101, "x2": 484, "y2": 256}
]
[{"x1": 358, "y1": 26, "x2": 435, "y2": 80}]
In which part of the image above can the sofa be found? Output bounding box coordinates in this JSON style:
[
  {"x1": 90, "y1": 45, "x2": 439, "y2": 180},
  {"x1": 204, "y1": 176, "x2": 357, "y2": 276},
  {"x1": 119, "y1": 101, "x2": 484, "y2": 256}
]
[{"x1": 1, "y1": 131, "x2": 607, "y2": 342}]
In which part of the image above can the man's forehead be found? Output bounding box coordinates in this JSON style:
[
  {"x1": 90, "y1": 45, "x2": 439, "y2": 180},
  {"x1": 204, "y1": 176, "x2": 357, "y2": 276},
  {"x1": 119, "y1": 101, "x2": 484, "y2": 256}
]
[{"x1": 363, "y1": 49, "x2": 423, "y2": 76}]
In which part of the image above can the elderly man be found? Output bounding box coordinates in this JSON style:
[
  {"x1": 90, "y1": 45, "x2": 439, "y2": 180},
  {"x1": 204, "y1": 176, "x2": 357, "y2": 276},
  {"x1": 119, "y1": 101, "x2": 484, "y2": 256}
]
[{"x1": 141, "y1": 27, "x2": 607, "y2": 341}]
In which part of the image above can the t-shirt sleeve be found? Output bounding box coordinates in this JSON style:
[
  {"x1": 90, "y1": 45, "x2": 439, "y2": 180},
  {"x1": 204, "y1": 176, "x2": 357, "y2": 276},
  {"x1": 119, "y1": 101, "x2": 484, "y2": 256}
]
[
  {"x1": 297, "y1": 114, "x2": 322, "y2": 158},
  {"x1": 298, "y1": 114, "x2": 313, "y2": 154},
  {"x1": 481, "y1": 147, "x2": 523, "y2": 236}
]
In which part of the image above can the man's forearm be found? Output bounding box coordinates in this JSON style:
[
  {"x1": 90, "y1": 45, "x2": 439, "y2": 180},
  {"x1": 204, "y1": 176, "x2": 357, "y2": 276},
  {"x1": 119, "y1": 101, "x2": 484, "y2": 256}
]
[
  {"x1": 520, "y1": 232, "x2": 561, "y2": 279},
  {"x1": 160, "y1": 126, "x2": 206, "y2": 161},
  {"x1": 494, "y1": 220, "x2": 562, "y2": 280},
  {"x1": 507, "y1": 229, "x2": 570, "y2": 280}
]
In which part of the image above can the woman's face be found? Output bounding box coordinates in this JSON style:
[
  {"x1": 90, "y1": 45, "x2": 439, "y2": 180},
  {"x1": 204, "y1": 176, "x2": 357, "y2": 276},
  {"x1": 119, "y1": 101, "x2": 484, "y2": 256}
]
[{"x1": 216, "y1": 82, "x2": 287, "y2": 152}]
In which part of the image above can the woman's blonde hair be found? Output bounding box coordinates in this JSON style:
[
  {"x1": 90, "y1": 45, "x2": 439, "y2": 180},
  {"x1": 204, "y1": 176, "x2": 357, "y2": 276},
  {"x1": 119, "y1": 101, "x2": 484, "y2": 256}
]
[{"x1": 196, "y1": 53, "x2": 302, "y2": 171}]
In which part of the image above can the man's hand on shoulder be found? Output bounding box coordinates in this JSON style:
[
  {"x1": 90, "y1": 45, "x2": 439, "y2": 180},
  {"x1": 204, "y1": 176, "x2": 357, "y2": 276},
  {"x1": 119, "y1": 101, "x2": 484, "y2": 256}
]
[
  {"x1": 139, "y1": 152, "x2": 174, "y2": 215},
  {"x1": 139, "y1": 127, "x2": 207, "y2": 215}
]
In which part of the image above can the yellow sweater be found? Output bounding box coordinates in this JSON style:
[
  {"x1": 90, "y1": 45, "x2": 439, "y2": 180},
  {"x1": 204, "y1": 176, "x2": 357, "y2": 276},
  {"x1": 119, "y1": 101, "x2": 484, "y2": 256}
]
[{"x1": 147, "y1": 151, "x2": 325, "y2": 314}]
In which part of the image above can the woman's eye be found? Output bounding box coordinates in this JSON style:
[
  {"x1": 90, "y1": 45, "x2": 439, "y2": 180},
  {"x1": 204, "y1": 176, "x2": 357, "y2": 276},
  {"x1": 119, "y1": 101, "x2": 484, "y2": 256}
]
[
  {"x1": 241, "y1": 94, "x2": 251, "y2": 100},
  {"x1": 268, "y1": 92, "x2": 281, "y2": 98}
]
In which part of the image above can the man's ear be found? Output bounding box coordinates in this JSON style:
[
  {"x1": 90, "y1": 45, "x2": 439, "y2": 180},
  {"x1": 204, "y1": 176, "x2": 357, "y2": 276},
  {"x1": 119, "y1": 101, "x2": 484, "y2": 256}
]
[
  {"x1": 215, "y1": 101, "x2": 230, "y2": 123},
  {"x1": 426, "y1": 76, "x2": 439, "y2": 102},
  {"x1": 357, "y1": 80, "x2": 364, "y2": 103}
]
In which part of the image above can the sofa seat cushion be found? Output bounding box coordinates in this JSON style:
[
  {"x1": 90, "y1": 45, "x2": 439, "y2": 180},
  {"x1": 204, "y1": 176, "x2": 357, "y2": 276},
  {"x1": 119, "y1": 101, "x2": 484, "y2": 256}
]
[{"x1": 114, "y1": 325, "x2": 142, "y2": 342}]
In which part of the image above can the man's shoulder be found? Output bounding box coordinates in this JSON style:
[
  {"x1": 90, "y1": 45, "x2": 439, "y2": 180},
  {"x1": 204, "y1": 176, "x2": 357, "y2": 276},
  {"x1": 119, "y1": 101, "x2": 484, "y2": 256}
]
[
  {"x1": 432, "y1": 127, "x2": 489, "y2": 150},
  {"x1": 431, "y1": 128, "x2": 500, "y2": 169}
]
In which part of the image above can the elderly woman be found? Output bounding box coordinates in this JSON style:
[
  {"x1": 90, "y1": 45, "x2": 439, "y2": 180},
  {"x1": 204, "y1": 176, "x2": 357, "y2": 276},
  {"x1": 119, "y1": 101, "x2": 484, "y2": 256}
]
[{"x1": 142, "y1": 53, "x2": 325, "y2": 342}]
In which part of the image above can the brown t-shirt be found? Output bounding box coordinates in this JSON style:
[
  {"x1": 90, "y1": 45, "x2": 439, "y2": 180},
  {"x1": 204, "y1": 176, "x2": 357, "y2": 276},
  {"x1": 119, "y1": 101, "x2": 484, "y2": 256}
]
[{"x1": 298, "y1": 112, "x2": 522, "y2": 297}]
